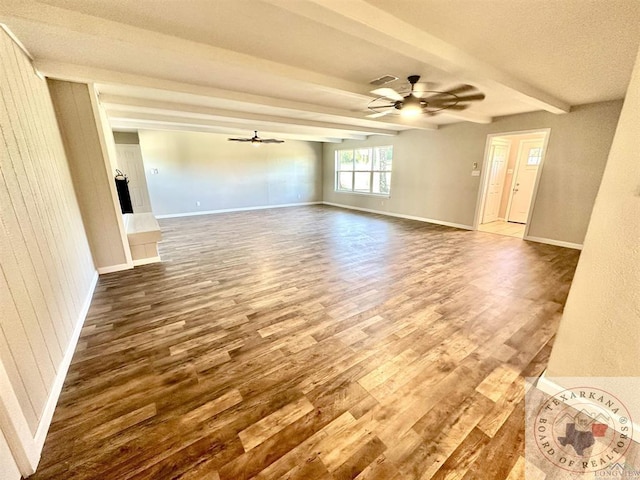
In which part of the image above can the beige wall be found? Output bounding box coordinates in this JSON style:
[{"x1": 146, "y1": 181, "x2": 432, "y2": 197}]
[
  {"x1": 113, "y1": 131, "x2": 140, "y2": 145},
  {"x1": 323, "y1": 100, "x2": 622, "y2": 245},
  {"x1": 546, "y1": 46, "x2": 640, "y2": 377},
  {"x1": 0, "y1": 29, "x2": 96, "y2": 474},
  {"x1": 138, "y1": 130, "x2": 323, "y2": 216},
  {"x1": 48, "y1": 80, "x2": 132, "y2": 272}
]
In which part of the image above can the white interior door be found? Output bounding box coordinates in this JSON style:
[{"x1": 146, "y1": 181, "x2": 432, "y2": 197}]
[
  {"x1": 115, "y1": 144, "x2": 153, "y2": 213},
  {"x1": 481, "y1": 140, "x2": 510, "y2": 224},
  {"x1": 508, "y1": 139, "x2": 544, "y2": 223}
]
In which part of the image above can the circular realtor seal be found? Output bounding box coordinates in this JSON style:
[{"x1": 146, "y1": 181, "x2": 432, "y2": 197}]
[{"x1": 534, "y1": 387, "x2": 633, "y2": 473}]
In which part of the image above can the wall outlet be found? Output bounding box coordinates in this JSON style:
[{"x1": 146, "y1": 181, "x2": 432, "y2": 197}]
[
  {"x1": 380, "y1": 200, "x2": 384, "y2": 206},
  {"x1": 196, "y1": 201, "x2": 201, "y2": 206},
  {"x1": 151, "y1": 168, "x2": 159, "y2": 174}
]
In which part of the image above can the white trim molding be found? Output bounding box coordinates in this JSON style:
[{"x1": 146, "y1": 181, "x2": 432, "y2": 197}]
[
  {"x1": 97, "y1": 263, "x2": 134, "y2": 275},
  {"x1": 155, "y1": 201, "x2": 323, "y2": 219},
  {"x1": 0, "y1": 24, "x2": 33, "y2": 61},
  {"x1": 132, "y1": 256, "x2": 161, "y2": 267},
  {"x1": 323, "y1": 202, "x2": 473, "y2": 230},
  {"x1": 524, "y1": 235, "x2": 583, "y2": 250}
]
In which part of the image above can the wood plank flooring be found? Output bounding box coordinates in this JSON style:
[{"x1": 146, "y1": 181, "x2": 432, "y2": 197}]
[{"x1": 32, "y1": 205, "x2": 582, "y2": 479}]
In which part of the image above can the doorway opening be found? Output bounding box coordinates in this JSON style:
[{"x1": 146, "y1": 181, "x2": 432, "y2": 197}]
[{"x1": 474, "y1": 129, "x2": 550, "y2": 239}]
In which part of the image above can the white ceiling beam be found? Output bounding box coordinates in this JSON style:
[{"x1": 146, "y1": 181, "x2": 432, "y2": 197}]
[
  {"x1": 108, "y1": 118, "x2": 344, "y2": 143},
  {"x1": 1, "y1": 1, "x2": 446, "y2": 129},
  {"x1": 266, "y1": 0, "x2": 571, "y2": 114},
  {"x1": 99, "y1": 94, "x2": 399, "y2": 137},
  {"x1": 106, "y1": 110, "x2": 367, "y2": 141},
  {"x1": 35, "y1": 60, "x2": 439, "y2": 132},
  {"x1": 0, "y1": 1, "x2": 372, "y2": 99}
]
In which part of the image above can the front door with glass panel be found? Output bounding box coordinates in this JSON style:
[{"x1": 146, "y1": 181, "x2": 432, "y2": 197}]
[{"x1": 508, "y1": 139, "x2": 543, "y2": 224}]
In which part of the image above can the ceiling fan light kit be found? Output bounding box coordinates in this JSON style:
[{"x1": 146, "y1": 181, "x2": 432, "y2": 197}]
[
  {"x1": 367, "y1": 75, "x2": 485, "y2": 119},
  {"x1": 399, "y1": 95, "x2": 423, "y2": 117}
]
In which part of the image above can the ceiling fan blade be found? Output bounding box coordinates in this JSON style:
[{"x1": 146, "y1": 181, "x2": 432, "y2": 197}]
[
  {"x1": 261, "y1": 139, "x2": 285, "y2": 143},
  {"x1": 430, "y1": 97, "x2": 485, "y2": 106},
  {"x1": 423, "y1": 85, "x2": 477, "y2": 103},
  {"x1": 444, "y1": 84, "x2": 476, "y2": 95},
  {"x1": 426, "y1": 99, "x2": 455, "y2": 106},
  {"x1": 366, "y1": 111, "x2": 392, "y2": 118},
  {"x1": 454, "y1": 93, "x2": 486, "y2": 102},
  {"x1": 371, "y1": 87, "x2": 403, "y2": 102},
  {"x1": 368, "y1": 103, "x2": 397, "y2": 109},
  {"x1": 429, "y1": 97, "x2": 485, "y2": 109},
  {"x1": 441, "y1": 104, "x2": 470, "y2": 111},
  {"x1": 424, "y1": 93, "x2": 486, "y2": 109},
  {"x1": 228, "y1": 138, "x2": 252, "y2": 142}
]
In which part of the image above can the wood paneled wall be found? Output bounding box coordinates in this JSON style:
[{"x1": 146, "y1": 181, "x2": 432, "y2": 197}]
[{"x1": 0, "y1": 28, "x2": 97, "y2": 473}]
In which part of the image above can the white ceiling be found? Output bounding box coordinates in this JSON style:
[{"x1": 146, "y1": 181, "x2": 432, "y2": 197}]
[{"x1": 1, "y1": 0, "x2": 639, "y2": 142}]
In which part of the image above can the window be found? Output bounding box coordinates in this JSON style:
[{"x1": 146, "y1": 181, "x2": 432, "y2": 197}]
[
  {"x1": 527, "y1": 147, "x2": 542, "y2": 166},
  {"x1": 335, "y1": 146, "x2": 393, "y2": 195}
]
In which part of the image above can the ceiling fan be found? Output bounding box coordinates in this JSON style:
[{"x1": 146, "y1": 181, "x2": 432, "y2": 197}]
[
  {"x1": 367, "y1": 75, "x2": 485, "y2": 119},
  {"x1": 227, "y1": 131, "x2": 285, "y2": 144}
]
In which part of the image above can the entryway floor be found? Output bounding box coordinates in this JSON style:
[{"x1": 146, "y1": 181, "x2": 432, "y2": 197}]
[{"x1": 478, "y1": 220, "x2": 526, "y2": 238}]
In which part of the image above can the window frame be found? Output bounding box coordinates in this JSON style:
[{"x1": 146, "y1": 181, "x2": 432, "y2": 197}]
[{"x1": 334, "y1": 146, "x2": 393, "y2": 197}]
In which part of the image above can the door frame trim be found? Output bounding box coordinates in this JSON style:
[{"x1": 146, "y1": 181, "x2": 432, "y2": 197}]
[{"x1": 473, "y1": 128, "x2": 551, "y2": 237}]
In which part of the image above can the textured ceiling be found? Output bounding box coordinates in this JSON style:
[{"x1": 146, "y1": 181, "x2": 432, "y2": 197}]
[{"x1": 1, "y1": 0, "x2": 638, "y2": 141}]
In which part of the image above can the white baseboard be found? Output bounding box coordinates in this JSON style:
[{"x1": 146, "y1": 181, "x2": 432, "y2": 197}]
[
  {"x1": 33, "y1": 271, "x2": 98, "y2": 458},
  {"x1": 524, "y1": 235, "x2": 583, "y2": 250},
  {"x1": 132, "y1": 256, "x2": 161, "y2": 266},
  {"x1": 536, "y1": 372, "x2": 640, "y2": 442},
  {"x1": 322, "y1": 202, "x2": 474, "y2": 230},
  {"x1": 155, "y1": 201, "x2": 322, "y2": 219},
  {"x1": 97, "y1": 262, "x2": 134, "y2": 275}
]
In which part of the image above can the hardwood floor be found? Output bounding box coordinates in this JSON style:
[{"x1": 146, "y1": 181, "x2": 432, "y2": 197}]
[{"x1": 33, "y1": 205, "x2": 582, "y2": 480}]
